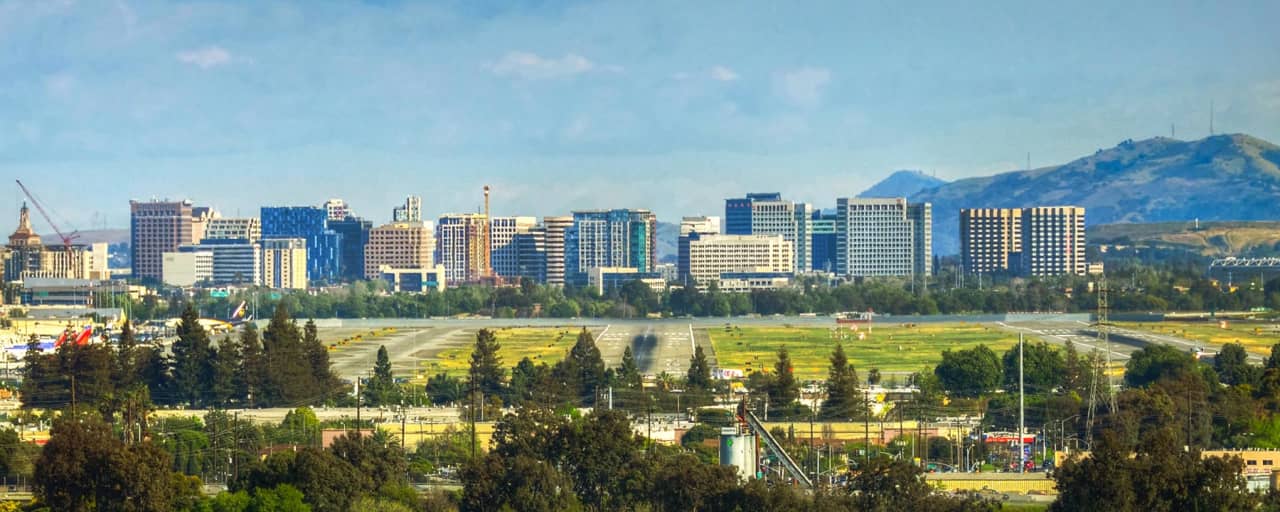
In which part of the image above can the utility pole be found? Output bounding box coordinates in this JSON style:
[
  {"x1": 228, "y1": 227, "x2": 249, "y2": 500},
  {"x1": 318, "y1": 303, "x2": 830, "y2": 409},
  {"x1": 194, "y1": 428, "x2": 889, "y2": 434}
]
[{"x1": 1018, "y1": 332, "x2": 1025, "y2": 473}]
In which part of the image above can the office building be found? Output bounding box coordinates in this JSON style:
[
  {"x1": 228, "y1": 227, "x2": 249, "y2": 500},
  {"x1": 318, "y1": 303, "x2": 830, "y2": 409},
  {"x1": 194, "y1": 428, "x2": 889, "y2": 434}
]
[
  {"x1": 834, "y1": 198, "x2": 931, "y2": 278},
  {"x1": 380, "y1": 265, "x2": 447, "y2": 293},
  {"x1": 260, "y1": 206, "x2": 342, "y2": 282},
  {"x1": 162, "y1": 251, "x2": 213, "y2": 287},
  {"x1": 392, "y1": 196, "x2": 422, "y2": 223},
  {"x1": 329, "y1": 216, "x2": 373, "y2": 282},
  {"x1": 204, "y1": 217, "x2": 261, "y2": 243},
  {"x1": 513, "y1": 226, "x2": 547, "y2": 284},
  {"x1": 180, "y1": 239, "x2": 261, "y2": 285},
  {"x1": 724, "y1": 193, "x2": 813, "y2": 272},
  {"x1": 490, "y1": 216, "x2": 538, "y2": 280},
  {"x1": 1019, "y1": 206, "x2": 1086, "y2": 277},
  {"x1": 959, "y1": 208, "x2": 1023, "y2": 275},
  {"x1": 5, "y1": 205, "x2": 110, "y2": 281},
  {"x1": 365, "y1": 221, "x2": 435, "y2": 279},
  {"x1": 191, "y1": 207, "x2": 216, "y2": 244},
  {"x1": 130, "y1": 200, "x2": 199, "y2": 281},
  {"x1": 811, "y1": 211, "x2": 837, "y2": 273},
  {"x1": 586, "y1": 267, "x2": 664, "y2": 295},
  {"x1": 686, "y1": 234, "x2": 793, "y2": 291},
  {"x1": 565, "y1": 209, "x2": 657, "y2": 286},
  {"x1": 678, "y1": 216, "x2": 721, "y2": 284},
  {"x1": 543, "y1": 216, "x2": 573, "y2": 286},
  {"x1": 435, "y1": 213, "x2": 490, "y2": 284},
  {"x1": 260, "y1": 238, "x2": 308, "y2": 289},
  {"x1": 324, "y1": 199, "x2": 349, "y2": 222}
]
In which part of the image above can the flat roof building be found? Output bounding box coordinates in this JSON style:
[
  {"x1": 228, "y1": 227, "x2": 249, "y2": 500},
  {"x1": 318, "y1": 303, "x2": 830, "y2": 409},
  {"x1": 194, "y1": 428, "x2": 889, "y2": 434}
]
[
  {"x1": 260, "y1": 238, "x2": 308, "y2": 290},
  {"x1": 365, "y1": 221, "x2": 435, "y2": 280},
  {"x1": 687, "y1": 234, "x2": 793, "y2": 291},
  {"x1": 835, "y1": 198, "x2": 931, "y2": 278},
  {"x1": 130, "y1": 200, "x2": 197, "y2": 282}
]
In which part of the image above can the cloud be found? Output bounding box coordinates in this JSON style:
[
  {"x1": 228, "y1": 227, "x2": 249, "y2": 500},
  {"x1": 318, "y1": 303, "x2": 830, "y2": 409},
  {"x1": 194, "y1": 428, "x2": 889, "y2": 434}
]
[
  {"x1": 709, "y1": 65, "x2": 738, "y2": 82},
  {"x1": 487, "y1": 51, "x2": 595, "y2": 80},
  {"x1": 776, "y1": 67, "x2": 831, "y2": 108},
  {"x1": 176, "y1": 46, "x2": 232, "y2": 69}
]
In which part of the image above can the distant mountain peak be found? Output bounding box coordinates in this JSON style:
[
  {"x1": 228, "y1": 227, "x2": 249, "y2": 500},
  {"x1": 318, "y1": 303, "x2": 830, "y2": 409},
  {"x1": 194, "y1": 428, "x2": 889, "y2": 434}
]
[{"x1": 858, "y1": 169, "x2": 948, "y2": 198}]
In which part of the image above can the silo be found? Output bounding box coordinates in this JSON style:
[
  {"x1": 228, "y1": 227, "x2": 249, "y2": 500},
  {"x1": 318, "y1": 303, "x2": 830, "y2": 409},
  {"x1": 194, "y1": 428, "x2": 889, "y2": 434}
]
[{"x1": 719, "y1": 427, "x2": 758, "y2": 481}]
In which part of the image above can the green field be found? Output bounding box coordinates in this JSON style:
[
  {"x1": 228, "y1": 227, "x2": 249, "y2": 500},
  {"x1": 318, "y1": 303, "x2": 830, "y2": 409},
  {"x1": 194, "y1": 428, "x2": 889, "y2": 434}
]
[
  {"x1": 708, "y1": 323, "x2": 1025, "y2": 380},
  {"x1": 1117, "y1": 321, "x2": 1280, "y2": 356},
  {"x1": 424, "y1": 327, "x2": 593, "y2": 378}
]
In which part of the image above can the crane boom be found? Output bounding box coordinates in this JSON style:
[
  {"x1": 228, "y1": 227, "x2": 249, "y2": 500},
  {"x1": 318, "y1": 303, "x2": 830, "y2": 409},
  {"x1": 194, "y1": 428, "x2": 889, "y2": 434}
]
[{"x1": 15, "y1": 179, "x2": 78, "y2": 247}]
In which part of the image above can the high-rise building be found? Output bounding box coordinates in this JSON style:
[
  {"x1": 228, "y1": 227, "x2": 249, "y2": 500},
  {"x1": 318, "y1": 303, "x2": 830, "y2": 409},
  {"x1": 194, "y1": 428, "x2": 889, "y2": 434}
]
[
  {"x1": 260, "y1": 238, "x2": 308, "y2": 289},
  {"x1": 490, "y1": 216, "x2": 538, "y2": 279},
  {"x1": 542, "y1": 216, "x2": 573, "y2": 286},
  {"x1": 960, "y1": 208, "x2": 1023, "y2": 275},
  {"x1": 834, "y1": 198, "x2": 931, "y2": 278},
  {"x1": 191, "y1": 207, "x2": 216, "y2": 244},
  {"x1": 513, "y1": 226, "x2": 547, "y2": 284},
  {"x1": 162, "y1": 251, "x2": 213, "y2": 287},
  {"x1": 329, "y1": 216, "x2": 373, "y2": 282},
  {"x1": 435, "y1": 213, "x2": 489, "y2": 284},
  {"x1": 564, "y1": 209, "x2": 656, "y2": 285},
  {"x1": 678, "y1": 216, "x2": 721, "y2": 284},
  {"x1": 5, "y1": 205, "x2": 108, "y2": 281},
  {"x1": 392, "y1": 196, "x2": 422, "y2": 223},
  {"x1": 686, "y1": 234, "x2": 793, "y2": 291},
  {"x1": 181, "y1": 239, "x2": 261, "y2": 285},
  {"x1": 1019, "y1": 206, "x2": 1086, "y2": 276},
  {"x1": 260, "y1": 206, "x2": 342, "y2": 282},
  {"x1": 204, "y1": 217, "x2": 262, "y2": 243},
  {"x1": 724, "y1": 193, "x2": 812, "y2": 272},
  {"x1": 130, "y1": 200, "x2": 197, "y2": 281},
  {"x1": 364, "y1": 221, "x2": 435, "y2": 279},
  {"x1": 324, "y1": 199, "x2": 349, "y2": 222},
  {"x1": 810, "y1": 211, "x2": 837, "y2": 273}
]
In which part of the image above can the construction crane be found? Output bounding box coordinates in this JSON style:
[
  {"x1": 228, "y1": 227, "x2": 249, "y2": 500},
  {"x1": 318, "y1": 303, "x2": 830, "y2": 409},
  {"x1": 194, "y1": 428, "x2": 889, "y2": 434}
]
[{"x1": 16, "y1": 180, "x2": 82, "y2": 277}]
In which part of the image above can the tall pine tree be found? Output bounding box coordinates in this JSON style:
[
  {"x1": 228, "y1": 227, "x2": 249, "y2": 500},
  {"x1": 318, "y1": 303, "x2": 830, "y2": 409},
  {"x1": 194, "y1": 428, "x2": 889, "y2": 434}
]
[
  {"x1": 769, "y1": 348, "x2": 799, "y2": 407},
  {"x1": 236, "y1": 323, "x2": 265, "y2": 407},
  {"x1": 364, "y1": 345, "x2": 400, "y2": 406},
  {"x1": 554, "y1": 328, "x2": 605, "y2": 405},
  {"x1": 686, "y1": 345, "x2": 711, "y2": 390},
  {"x1": 820, "y1": 342, "x2": 860, "y2": 420},
  {"x1": 468, "y1": 329, "x2": 506, "y2": 401},
  {"x1": 303, "y1": 319, "x2": 339, "y2": 403},
  {"x1": 171, "y1": 303, "x2": 215, "y2": 408},
  {"x1": 617, "y1": 346, "x2": 642, "y2": 389},
  {"x1": 261, "y1": 304, "x2": 314, "y2": 406}
]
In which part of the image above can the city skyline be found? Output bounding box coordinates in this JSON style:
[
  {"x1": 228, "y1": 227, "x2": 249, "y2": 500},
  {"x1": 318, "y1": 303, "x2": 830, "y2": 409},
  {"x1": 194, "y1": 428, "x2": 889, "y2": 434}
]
[{"x1": 2, "y1": 1, "x2": 1279, "y2": 229}]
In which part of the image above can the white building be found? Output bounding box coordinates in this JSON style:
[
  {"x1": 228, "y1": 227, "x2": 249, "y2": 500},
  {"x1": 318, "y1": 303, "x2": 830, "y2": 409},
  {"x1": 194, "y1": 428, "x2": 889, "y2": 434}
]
[
  {"x1": 543, "y1": 216, "x2": 573, "y2": 286},
  {"x1": 835, "y1": 198, "x2": 931, "y2": 278},
  {"x1": 181, "y1": 240, "x2": 261, "y2": 285},
  {"x1": 393, "y1": 196, "x2": 423, "y2": 223},
  {"x1": 687, "y1": 234, "x2": 794, "y2": 291},
  {"x1": 1020, "y1": 206, "x2": 1086, "y2": 276},
  {"x1": 162, "y1": 251, "x2": 213, "y2": 287},
  {"x1": 203, "y1": 217, "x2": 262, "y2": 243},
  {"x1": 435, "y1": 213, "x2": 488, "y2": 283},
  {"x1": 324, "y1": 199, "x2": 349, "y2": 222}
]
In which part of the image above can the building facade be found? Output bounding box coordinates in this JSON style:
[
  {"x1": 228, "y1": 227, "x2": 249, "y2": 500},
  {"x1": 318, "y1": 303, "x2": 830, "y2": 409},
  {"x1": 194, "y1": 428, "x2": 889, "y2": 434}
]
[
  {"x1": 513, "y1": 226, "x2": 547, "y2": 284},
  {"x1": 364, "y1": 221, "x2": 435, "y2": 279},
  {"x1": 686, "y1": 234, "x2": 794, "y2": 291},
  {"x1": 724, "y1": 193, "x2": 812, "y2": 272},
  {"x1": 204, "y1": 217, "x2": 262, "y2": 243},
  {"x1": 490, "y1": 216, "x2": 538, "y2": 280},
  {"x1": 260, "y1": 206, "x2": 342, "y2": 282},
  {"x1": 810, "y1": 211, "x2": 837, "y2": 273},
  {"x1": 392, "y1": 196, "x2": 422, "y2": 223},
  {"x1": 435, "y1": 213, "x2": 490, "y2": 284},
  {"x1": 834, "y1": 198, "x2": 931, "y2": 278},
  {"x1": 260, "y1": 238, "x2": 308, "y2": 289},
  {"x1": 130, "y1": 200, "x2": 197, "y2": 281},
  {"x1": 959, "y1": 208, "x2": 1023, "y2": 275},
  {"x1": 324, "y1": 199, "x2": 349, "y2": 222},
  {"x1": 542, "y1": 216, "x2": 573, "y2": 286},
  {"x1": 380, "y1": 265, "x2": 447, "y2": 293},
  {"x1": 678, "y1": 216, "x2": 721, "y2": 285},
  {"x1": 329, "y1": 216, "x2": 373, "y2": 282},
  {"x1": 565, "y1": 209, "x2": 657, "y2": 286},
  {"x1": 181, "y1": 239, "x2": 261, "y2": 285},
  {"x1": 1019, "y1": 206, "x2": 1086, "y2": 277},
  {"x1": 162, "y1": 251, "x2": 214, "y2": 287}
]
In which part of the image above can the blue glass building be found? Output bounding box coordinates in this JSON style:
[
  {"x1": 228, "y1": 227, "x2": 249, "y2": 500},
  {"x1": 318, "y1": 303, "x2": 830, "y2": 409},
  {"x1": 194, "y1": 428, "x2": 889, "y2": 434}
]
[
  {"x1": 811, "y1": 210, "x2": 837, "y2": 273},
  {"x1": 564, "y1": 209, "x2": 656, "y2": 286},
  {"x1": 260, "y1": 206, "x2": 343, "y2": 283},
  {"x1": 328, "y1": 216, "x2": 372, "y2": 282},
  {"x1": 724, "y1": 192, "x2": 781, "y2": 235}
]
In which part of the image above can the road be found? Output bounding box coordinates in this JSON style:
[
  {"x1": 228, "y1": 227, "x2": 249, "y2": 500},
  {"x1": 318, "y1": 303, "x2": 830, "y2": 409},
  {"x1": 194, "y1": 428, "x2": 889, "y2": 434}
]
[{"x1": 998, "y1": 320, "x2": 1263, "y2": 364}]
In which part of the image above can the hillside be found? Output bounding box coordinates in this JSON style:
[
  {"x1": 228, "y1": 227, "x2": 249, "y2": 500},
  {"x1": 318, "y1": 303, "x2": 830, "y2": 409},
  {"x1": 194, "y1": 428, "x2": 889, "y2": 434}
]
[
  {"x1": 1089, "y1": 221, "x2": 1280, "y2": 257},
  {"x1": 858, "y1": 170, "x2": 948, "y2": 198},
  {"x1": 910, "y1": 134, "x2": 1280, "y2": 254}
]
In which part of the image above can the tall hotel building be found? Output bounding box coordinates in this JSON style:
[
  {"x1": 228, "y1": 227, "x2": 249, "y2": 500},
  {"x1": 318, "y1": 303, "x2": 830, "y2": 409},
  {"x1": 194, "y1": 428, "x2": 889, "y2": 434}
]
[
  {"x1": 564, "y1": 209, "x2": 656, "y2": 286},
  {"x1": 960, "y1": 206, "x2": 1085, "y2": 277},
  {"x1": 724, "y1": 193, "x2": 813, "y2": 272},
  {"x1": 834, "y1": 198, "x2": 931, "y2": 278},
  {"x1": 131, "y1": 200, "x2": 203, "y2": 281},
  {"x1": 364, "y1": 221, "x2": 435, "y2": 279},
  {"x1": 435, "y1": 213, "x2": 490, "y2": 284}
]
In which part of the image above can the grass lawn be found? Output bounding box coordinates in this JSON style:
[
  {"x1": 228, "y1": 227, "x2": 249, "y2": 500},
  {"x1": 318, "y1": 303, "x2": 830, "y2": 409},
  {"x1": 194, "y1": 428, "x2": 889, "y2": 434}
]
[
  {"x1": 708, "y1": 323, "x2": 1024, "y2": 380},
  {"x1": 425, "y1": 327, "x2": 592, "y2": 378},
  {"x1": 1117, "y1": 321, "x2": 1280, "y2": 356}
]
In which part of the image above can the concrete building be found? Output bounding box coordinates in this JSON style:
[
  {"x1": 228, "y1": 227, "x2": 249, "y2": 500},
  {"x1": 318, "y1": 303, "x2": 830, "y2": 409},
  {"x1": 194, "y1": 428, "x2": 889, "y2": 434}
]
[
  {"x1": 678, "y1": 216, "x2": 721, "y2": 285},
  {"x1": 724, "y1": 193, "x2": 813, "y2": 272},
  {"x1": 261, "y1": 206, "x2": 342, "y2": 282},
  {"x1": 565, "y1": 209, "x2": 657, "y2": 286},
  {"x1": 20, "y1": 278, "x2": 97, "y2": 307},
  {"x1": 686, "y1": 234, "x2": 794, "y2": 291},
  {"x1": 260, "y1": 238, "x2": 308, "y2": 289},
  {"x1": 435, "y1": 214, "x2": 490, "y2": 284},
  {"x1": 203, "y1": 217, "x2": 262, "y2": 243},
  {"x1": 364, "y1": 221, "x2": 435, "y2": 279},
  {"x1": 513, "y1": 226, "x2": 547, "y2": 284},
  {"x1": 162, "y1": 251, "x2": 213, "y2": 287},
  {"x1": 1019, "y1": 206, "x2": 1086, "y2": 277},
  {"x1": 329, "y1": 216, "x2": 373, "y2": 282},
  {"x1": 490, "y1": 216, "x2": 538, "y2": 280},
  {"x1": 717, "y1": 272, "x2": 793, "y2": 294},
  {"x1": 379, "y1": 265, "x2": 447, "y2": 293},
  {"x1": 5, "y1": 206, "x2": 110, "y2": 282},
  {"x1": 810, "y1": 211, "x2": 837, "y2": 273},
  {"x1": 130, "y1": 200, "x2": 199, "y2": 282},
  {"x1": 181, "y1": 239, "x2": 261, "y2": 285},
  {"x1": 543, "y1": 216, "x2": 573, "y2": 286},
  {"x1": 960, "y1": 208, "x2": 1023, "y2": 275},
  {"x1": 392, "y1": 196, "x2": 422, "y2": 223},
  {"x1": 586, "y1": 267, "x2": 664, "y2": 295},
  {"x1": 324, "y1": 199, "x2": 349, "y2": 222},
  {"x1": 834, "y1": 198, "x2": 931, "y2": 278}
]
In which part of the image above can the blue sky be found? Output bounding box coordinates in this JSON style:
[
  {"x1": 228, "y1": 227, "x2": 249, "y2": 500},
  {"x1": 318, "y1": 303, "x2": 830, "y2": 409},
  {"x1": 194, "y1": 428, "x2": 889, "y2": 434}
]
[{"x1": 1, "y1": 0, "x2": 1278, "y2": 231}]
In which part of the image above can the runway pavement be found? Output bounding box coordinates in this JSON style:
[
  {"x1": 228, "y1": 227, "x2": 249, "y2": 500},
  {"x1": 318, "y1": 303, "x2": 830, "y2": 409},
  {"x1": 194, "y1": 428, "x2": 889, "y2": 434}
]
[{"x1": 998, "y1": 320, "x2": 1264, "y2": 364}]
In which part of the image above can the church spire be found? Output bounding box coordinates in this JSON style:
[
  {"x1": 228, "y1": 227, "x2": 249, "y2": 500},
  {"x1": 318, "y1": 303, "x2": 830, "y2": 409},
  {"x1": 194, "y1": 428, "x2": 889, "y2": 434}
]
[{"x1": 8, "y1": 202, "x2": 41, "y2": 247}]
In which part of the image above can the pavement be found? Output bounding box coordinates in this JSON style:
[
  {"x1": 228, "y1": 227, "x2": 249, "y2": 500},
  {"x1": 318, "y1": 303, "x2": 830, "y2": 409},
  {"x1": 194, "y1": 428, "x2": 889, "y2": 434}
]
[{"x1": 997, "y1": 319, "x2": 1263, "y2": 364}]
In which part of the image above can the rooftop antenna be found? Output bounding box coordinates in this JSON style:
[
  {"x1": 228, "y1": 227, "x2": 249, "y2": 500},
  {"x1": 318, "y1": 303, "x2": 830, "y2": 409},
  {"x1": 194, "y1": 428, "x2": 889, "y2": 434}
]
[
  {"x1": 1026, "y1": 152, "x2": 1031, "y2": 171},
  {"x1": 1171, "y1": 123, "x2": 1175, "y2": 139},
  {"x1": 1210, "y1": 100, "x2": 1215, "y2": 136}
]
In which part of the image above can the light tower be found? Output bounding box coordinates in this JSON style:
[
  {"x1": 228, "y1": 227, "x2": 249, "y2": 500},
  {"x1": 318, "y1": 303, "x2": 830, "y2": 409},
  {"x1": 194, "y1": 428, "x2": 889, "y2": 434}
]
[{"x1": 482, "y1": 185, "x2": 492, "y2": 279}]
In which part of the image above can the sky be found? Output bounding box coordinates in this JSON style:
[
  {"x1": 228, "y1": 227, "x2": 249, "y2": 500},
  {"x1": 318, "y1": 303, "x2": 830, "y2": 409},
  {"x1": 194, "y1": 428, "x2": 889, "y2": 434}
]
[{"x1": 1, "y1": 0, "x2": 1278, "y2": 233}]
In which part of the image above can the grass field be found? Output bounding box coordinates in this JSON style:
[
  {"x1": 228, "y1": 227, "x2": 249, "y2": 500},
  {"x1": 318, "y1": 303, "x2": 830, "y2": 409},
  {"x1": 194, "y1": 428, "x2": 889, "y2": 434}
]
[
  {"x1": 424, "y1": 327, "x2": 592, "y2": 378},
  {"x1": 708, "y1": 323, "x2": 1024, "y2": 380},
  {"x1": 1117, "y1": 321, "x2": 1280, "y2": 356}
]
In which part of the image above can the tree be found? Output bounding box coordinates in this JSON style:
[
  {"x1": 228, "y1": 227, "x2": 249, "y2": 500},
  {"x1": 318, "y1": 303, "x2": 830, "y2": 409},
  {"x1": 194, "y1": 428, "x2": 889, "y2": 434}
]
[
  {"x1": 617, "y1": 346, "x2": 642, "y2": 389},
  {"x1": 211, "y1": 336, "x2": 242, "y2": 407},
  {"x1": 303, "y1": 319, "x2": 340, "y2": 403},
  {"x1": 867, "y1": 368, "x2": 882, "y2": 386},
  {"x1": 934, "y1": 345, "x2": 1002, "y2": 398},
  {"x1": 237, "y1": 323, "x2": 266, "y2": 406},
  {"x1": 821, "y1": 343, "x2": 860, "y2": 420},
  {"x1": 1063, "y1": 340, "x2": 1084, "y2": 394},
  {"x1": 686, "y1": 345, "x2": 711, "y2": 390},
  {"x1": 468, "y1": 329, "x2": 506, "y2": 400},
  {"x1": 1002, "y1": 341, "x2": 1065, "y2": 392},
  {"x1": 554, "y1": 328, "x2": 606, "y2": 405},
  {"x1": 261, "y1": 304, "x2": 317, "y2": 406},
  {"x1": 769, "y1": 348, "x2": 799, "y2": 406},
  {"x1": 1215, "y1": 342, "x2": 1260, "y2": 387},
  {"x1": 425, "y1": 372, "x2": 465, "y2": 405},
  {"x1": 1125, "y1": 344, "x2": 1196, "y2": 388},
  {"x1": 172, "y1": 302, "x2": 216, "y2": 407},
  {"x1": 364, "y1": 345, "x2": 400, "y2": 407}
]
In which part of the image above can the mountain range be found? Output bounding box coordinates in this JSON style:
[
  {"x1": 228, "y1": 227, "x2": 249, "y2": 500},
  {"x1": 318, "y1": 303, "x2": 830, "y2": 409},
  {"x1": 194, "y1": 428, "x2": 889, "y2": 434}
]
[{"x1": 857, "y1": 170, "x2": 948, "y2": 199}]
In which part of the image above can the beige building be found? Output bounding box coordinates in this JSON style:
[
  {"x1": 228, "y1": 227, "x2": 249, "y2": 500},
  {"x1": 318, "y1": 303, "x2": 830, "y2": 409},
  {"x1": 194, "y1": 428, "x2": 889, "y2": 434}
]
[
  {"x1": 961, "y1": 206, "x2": 1086, "y2": 277},
  {"x1": 490, "y1": 216, "x2": 538, "y2": 280},
  {"x1": 162, "y1": 251, "x2": 214, "y2": 287},
  {"x1": 960, "y1": 208, "x2": 1023, "y2": 274},
  {"x1": 260, "y1": 238, "x2": 307, "y2": 289},
  {"x1": 365, "y1": 221, "x2": 435, "y2": 279},
  {"x1": 379, "y1": 265, "x2": 447, "y2": 293},
  {"x1": 586, "y1": 267, "x2": 665, "y2": 295},
  {"x1": 687, "y1": 234, "x2": 794, "y2": 291},
  {"x1": 5, "y1": 203, "x2": 109, "y2": 281},
  {"x1": 543, "y1": 216, "x2": 573, "y2": 286},
  {"x1": 204, "y1": 217, "x2": 262, "y2": 243},
  {"x1": 130, "y1": 200, "x2": 197, "y2": 281},
  {"x1": 435, "y1": 213, "x2": 490, "y2": 284}
]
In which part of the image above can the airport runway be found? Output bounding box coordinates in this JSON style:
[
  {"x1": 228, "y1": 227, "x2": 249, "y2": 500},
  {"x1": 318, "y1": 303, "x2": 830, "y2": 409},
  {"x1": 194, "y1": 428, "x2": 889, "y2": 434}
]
[{"x1": 998, "y1": 320, "x2": 1263, "y2": 363}]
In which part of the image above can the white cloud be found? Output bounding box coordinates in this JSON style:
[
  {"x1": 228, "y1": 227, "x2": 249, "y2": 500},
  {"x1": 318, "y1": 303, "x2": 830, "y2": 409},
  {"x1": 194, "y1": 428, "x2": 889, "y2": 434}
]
[
  {"x1": 776, "y1": 67, "x2": 831, "y2": 108},
  {"x1": 487, "y1": 51, "x2": 595, "y2": 80},
  {"x1": 176, "y1": 46, "x2": 232, "y2": 69},
  {"x1": 709, "y1": 65, "x2": 738, "y2": 82}
]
